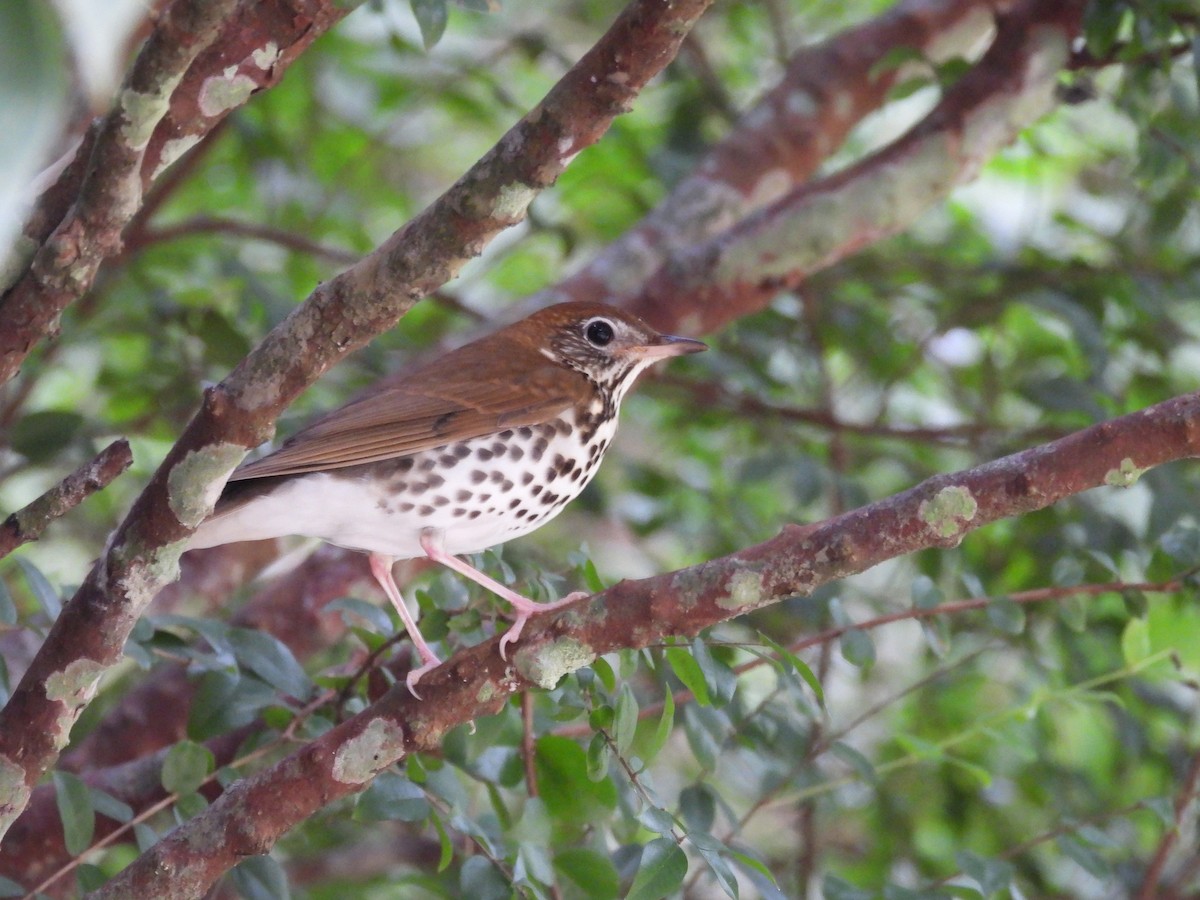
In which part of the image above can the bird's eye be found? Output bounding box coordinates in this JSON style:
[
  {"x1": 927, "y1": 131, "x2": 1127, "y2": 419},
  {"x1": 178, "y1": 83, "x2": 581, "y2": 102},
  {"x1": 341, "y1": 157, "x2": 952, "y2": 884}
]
[{"x1": 585, "y1": 319, "x2": 615, "y2": 347}]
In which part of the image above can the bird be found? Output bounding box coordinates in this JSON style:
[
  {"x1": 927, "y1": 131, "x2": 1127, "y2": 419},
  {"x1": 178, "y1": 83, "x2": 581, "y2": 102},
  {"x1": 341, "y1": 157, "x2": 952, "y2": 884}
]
[{"x1": 188, "y1": 301, "x2": 706, "y2": 694}]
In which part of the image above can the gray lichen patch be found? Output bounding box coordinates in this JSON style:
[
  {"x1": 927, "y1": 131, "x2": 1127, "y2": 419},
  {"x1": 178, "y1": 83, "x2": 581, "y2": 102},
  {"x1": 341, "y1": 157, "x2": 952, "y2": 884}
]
[
  {"x1": 1104, "y1": 457, "x2": 1146, "y2": 488},
  {"x1": 720, "y1": 568, "x2": 764, "y2": 611},
  {"x1": 167, "y1": 443, "x2": 246, "y2": 527},
  {"x1": 45, "y1": 657, "x2": 106, "y2": 707},
  {"x1": 0, "y1": 758, "x2": 31, "y2": 815},
  {"x1": 331, "y1": 717, "x2": 406, "y2": 785},
  {"x1": 919, "y1": 485, "x2": 978, "y2": 540},
  {"x1": 493, "y1": 182, "x2": 536, "y2": 220},
  {"x1": 198, "y1": 68, "x2": 258, "y2": 118},
  {"x1": 117, "y1": 543, "x2": 183, "y2": 613},
  {"x1": 119, "y1": 76, "x2": 181, "y2": 149},
  {"x1": 514, "y1": 638, "x2": 596, "y2": 690}
]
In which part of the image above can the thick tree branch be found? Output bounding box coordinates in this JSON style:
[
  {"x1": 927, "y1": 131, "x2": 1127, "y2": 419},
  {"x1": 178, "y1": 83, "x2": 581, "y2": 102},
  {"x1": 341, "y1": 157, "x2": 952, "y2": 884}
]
[
  {"x1": 536, "y1": 0, "x2": 1003, "y2": 313},
  {"x1": 0, "y1": 440, "x2": 133, "y2": 560},
  {"x1": 626, "y1": 0, "x2": 1087, "y2": 332},
  {"x1": 0, "y1": 0, "x2": 240, "y2": 381},
  {"x1": 93, "y1": 391, "x2": 1200, "y2": 898},
  {"x1": 0, "y1": 0, "x2": 714, "y2": 839}
]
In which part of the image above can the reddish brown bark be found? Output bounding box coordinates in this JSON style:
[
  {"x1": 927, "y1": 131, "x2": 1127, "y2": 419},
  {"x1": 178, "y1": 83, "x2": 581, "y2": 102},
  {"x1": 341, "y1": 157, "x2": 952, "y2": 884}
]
[{"x1": 95, "y1": 390, "x2": 1200, "y2": 898}]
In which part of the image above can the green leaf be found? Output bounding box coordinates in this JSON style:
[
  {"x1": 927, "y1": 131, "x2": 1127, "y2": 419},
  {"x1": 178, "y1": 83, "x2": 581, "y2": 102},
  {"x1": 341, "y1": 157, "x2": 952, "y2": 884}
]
[
  {"x1": 1121, "y1": 616, "x2": 1152, "y2": 666},
  {"x1": 730, "y1": 850, "x2": 786, "y2": 900},
  {"x1": 9, "y1": 410, "x2": 83, "y2": 462},
  {"x1": 839, "y1": 627, "x2": 875, "y2": 669},
  {"x1": 1051, "y1": 556, "x2": 1085, "y2": 587},
  {"x1": 830, "y1": 741, "x2": 878, "y2": 784},
  {"x1": 0, "y1": 577, "x2": 15, "y2": 625},
  {"x1": 53, "y1": 770, "x2": 94, "y2": 856},
  {"x1": 17, "y1": 557, "x2": 59, "y2": 618},
  {"x1": 326, "y1": 597, "x2": 394, "y2": 635},
  {"x1": 356, "y1": 770, "x2": 429, "y2": 822},
  {"x1": 229, "y1": 854, "x2": 290, "y2": 900},
  {"x1": 911, "y1": 574, "x2": 944, "y2": 609},
  {"x1": 586, "y1": 731, "x2": 611, "y2": 782},
  {"x1": 679, "y1": 784, "x2": 715, "y2": 834},
  {"x1": 691, "y1": 637, "x2": 736, "y2": 706},
  {"x1": 986, "y1": 595, "x2": 1025, "y2": 635},
  {"x1": 432, "y1": 811, "x2": 454, "y2": 872},
  {"x1": 638, "y1": 804, "x2": 677, "y2": 835},
  {"x1": 956, "y1": 849, "x2": 1014, "y2": 895},
  {"x1": 411, "y1": 0, "x2": 448, "y2": 50},
  {"x1": 627, "y1": 837, "x2": 688, "y2": 900},
  {"x1": 592, "y1": 655, "x2": 617, "y2": 693},
  {"x1": 226, "y1": 628, "x2": 312, "y2": 699},
  {"x1": 1057, "y1": 835, "x2": 1111, "y2": 879},
  {"x1": 758, "y1": 633, "x2": 824, "y2": 705},
  {"x1": 1161, "y1": 520, "x2": 1200, "y2": 566},
  {"x1": 88, "y1": 787, "x2": 133, "y2": 823},
  {"x1": 555, "y1": 847, "x2": 620, "y2": 900},
  {"x1": 535, "y1": 734, "x2": 618, "y2": 825},
  {"x1": 460, "y1": 855, "x2": 508, "y2": 900},
  {"x1": 641, "y1": 687, "x2": 675, "y2": 764},
  {"x1": 162, "y1": 740, "x2": 215, "y2": 795},
  {"x1": 76, "y1": 863, "x2": 107, "y2": 893},
  {"x1": 613, "y1": 683, "x2": 639, "y2": 756},
  {"x1": 666, "y1": 646, "x2": 711, "y2": 706},
  {"x1": 696, "y1": 842, "x2": 739, "y2": 900}
]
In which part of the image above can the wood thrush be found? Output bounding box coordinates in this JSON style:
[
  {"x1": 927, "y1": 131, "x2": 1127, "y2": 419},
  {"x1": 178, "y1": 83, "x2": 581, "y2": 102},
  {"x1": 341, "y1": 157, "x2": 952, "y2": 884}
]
[{"x1": 189, "y1": 302, "x2": 706, "y2": 693}]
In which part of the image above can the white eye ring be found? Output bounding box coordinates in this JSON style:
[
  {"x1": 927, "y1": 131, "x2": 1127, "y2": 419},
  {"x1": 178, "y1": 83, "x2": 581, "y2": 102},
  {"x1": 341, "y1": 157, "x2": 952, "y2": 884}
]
[{"x1": 585, "y1": 318, "x2": 615, "y2": 347}]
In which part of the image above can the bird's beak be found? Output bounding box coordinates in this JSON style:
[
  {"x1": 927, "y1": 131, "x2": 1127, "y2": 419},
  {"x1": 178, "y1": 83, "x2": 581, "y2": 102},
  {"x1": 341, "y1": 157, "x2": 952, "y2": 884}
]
[{"x1": 635, "y1": 333, "x2": 708, "y2": 361}]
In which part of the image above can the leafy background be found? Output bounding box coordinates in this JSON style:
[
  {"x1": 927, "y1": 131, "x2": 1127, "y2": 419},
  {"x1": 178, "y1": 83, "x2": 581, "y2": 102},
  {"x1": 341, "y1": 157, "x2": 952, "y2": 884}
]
[{"x1": 2, "y1": 0, "x2": 1199, "y2": 897}]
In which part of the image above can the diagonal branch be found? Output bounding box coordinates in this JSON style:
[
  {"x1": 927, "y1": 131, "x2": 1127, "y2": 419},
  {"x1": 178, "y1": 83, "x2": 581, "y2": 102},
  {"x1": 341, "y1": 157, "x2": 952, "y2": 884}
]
[
  {"x1": 0, "y1": 440, "x2": 133, "y2": 561},
  {"x1": 0, "y1": 0, "x2": 240, "y2": 381},
  {"x1": 0, "y1": 0, "x2": 714, "y2": 839},
  {"x1": 91, "y1": 389, "x2": 1200, "y2": 898},
  {"x1": 625, "y1": 0, "x2": 1087, "y2": 333}
]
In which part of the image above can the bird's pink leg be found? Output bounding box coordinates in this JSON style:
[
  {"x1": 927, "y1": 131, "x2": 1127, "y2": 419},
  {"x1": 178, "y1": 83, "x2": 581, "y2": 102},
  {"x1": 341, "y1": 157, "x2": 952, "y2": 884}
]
[
  {"x1": 369, "y1": 553, "x2": 442, "y2": 697},
  {"x1": 419, "y1": 531, "x2": 587, "y2": 658}
]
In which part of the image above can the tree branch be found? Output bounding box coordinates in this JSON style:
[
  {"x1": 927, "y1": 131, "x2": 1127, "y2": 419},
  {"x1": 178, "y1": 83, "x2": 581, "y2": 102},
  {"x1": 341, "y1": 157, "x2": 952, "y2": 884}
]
[
  {"x1": 0, "y1": 0, "x2": 714, "y2": 839},
  {"x1": 627, "y1": 0, "x2": 1087, "y2": 333},
  {"x1": 93, "y1": 390, "x2": 1200, "y2": 897},
  {"x1": 0, "y1": 0, "x2": 241, "y2": 382},
  {"x1": 0, "y1": 440, "x2": 133, "y2": 560}
]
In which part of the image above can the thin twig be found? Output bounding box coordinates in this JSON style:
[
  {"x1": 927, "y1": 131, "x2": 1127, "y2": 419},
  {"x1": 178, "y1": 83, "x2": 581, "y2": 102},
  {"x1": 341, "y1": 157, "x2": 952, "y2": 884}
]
[{"x1": 0, "y1": 440, "x2": 133, "y2": 560}]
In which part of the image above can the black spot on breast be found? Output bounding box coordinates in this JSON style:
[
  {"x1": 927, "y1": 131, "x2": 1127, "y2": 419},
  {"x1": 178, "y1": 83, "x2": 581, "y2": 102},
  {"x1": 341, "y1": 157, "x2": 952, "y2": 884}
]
[
  {"x1": 531, "y1": 438, "x2": 548, "y2": 461},
  {"x1": 509, "y1": 445, "x2": 524, "y2": 461},
  {"x1": 518, "y1": 427, "x2": 533, "y2": 439},
  {"x1": 542, "y1": 492, "x2": 559, "y2": 505},
  {"x1": 537, "y1": 423, "x2": 556, "y2": 438},
  {"x1": 427, "y1": 474, "x2": 444, "y2": 488},
  {"x1": 491, "y1": 441, "x2": 506, "y2": 455},
  {"x1": 509, "y1": 498, "x2": 521, "y2": 509},
  {"x1": 418, "y1": 504, "x2": 435, "y2": 516},
  {"x1": 410, "y1": 482, "x2": 428, "y2": 496},
  {"x1": 419, "y1": 457, "x2": 436, "y2": 471},
  {"x1": 498, "y1": 429, "x2": 513, "y2": 440},
  {"x1": 531, "y1": 484, "x2": 543, "y2": 496},
  {"x1": 456, "y1": 490, "x2": 472, "y2": 502},
  {"x1": 468, "y1": 510, "x2": 481, "y2": 520},
  {"x1": 399, "y1": 502, "x2": 415, "y2": 513},
  {"x1": 470, "y1": 470, "x2": 487, "y2": 484},
  {"x1": 515, "y1": 509, "x2": 528, "y2": 519},
  {"x1": 521, "y1": 471, "x2": 534, "y2": 485},
  {"x1": 476, "y1": 447, "x2": 494, "y2": 461},
  {"x1": 555, "y1": 419, "x2": 573, "y2": 437},
  {"x1": 433, "y1": 496, "x2": 449, "y2": 507},
  {"x1": 439, "y1": 453, "x2": 459, "y2": 468},
  {"x1": 490, "y1": 471, "x2": 504, "y2": 484},
  {"x1": 453, "y1": 444, "x2": 471, "y2": 459},
  {"x1": 453, "y1": 508, "x2": 466, "y2": 517},
  {"x1": 478, "y1": 493, "x2": 492, "y2": 502}
]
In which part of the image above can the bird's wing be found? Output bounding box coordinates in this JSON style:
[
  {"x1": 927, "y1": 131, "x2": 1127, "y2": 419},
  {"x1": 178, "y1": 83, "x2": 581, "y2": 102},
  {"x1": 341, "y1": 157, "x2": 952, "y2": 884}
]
[{"x1": 228, "y1": 354, "x2": 576, "y2": 481}]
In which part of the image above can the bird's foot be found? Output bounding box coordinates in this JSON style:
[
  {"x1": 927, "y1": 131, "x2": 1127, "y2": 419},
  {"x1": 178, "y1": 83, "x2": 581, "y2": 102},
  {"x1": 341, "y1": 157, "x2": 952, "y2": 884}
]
[
  {"x1": 405, "y1": 653, "x2": 442, "y2": 699},
  {"x1": 497, "y1": 590, "x2": 590, "y2": 659}
]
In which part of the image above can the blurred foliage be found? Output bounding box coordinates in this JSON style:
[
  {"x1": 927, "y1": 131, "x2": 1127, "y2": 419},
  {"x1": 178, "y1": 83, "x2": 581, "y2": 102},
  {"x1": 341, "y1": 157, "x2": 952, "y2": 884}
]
[{"x1": 2, "y1": 0, "x2": 1200, "y2": 897}]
